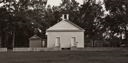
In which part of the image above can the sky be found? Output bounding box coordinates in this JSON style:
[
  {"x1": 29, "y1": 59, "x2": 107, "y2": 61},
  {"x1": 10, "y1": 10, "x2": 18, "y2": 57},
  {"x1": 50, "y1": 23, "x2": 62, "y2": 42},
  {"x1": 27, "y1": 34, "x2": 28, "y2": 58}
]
[
  {"x1": 0, "y1": 0, "x2": 103, "y2": 7},
  {"x1": 46, "y1": 0, "x2": 108, "y2": 14},
  {"x1": 47, "y1": 0, "x2": 83, "y2": 6},
  {"x1": 0, "y1": 0, "x2": 108, "y2": 14},
  {"x1": 0, "y1": 0, "x2": 83, "y2": 7}
]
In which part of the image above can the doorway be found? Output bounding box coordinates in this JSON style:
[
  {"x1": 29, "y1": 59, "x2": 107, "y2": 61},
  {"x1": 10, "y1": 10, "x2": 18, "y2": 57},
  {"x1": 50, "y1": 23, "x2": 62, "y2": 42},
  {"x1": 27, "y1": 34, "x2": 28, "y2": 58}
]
[
  {"x1": 55, "y1": 37, "x2": 60, "y2": 47},
  {"x1": 71, "y1": 37, "x2": 77, "y2": 47}
]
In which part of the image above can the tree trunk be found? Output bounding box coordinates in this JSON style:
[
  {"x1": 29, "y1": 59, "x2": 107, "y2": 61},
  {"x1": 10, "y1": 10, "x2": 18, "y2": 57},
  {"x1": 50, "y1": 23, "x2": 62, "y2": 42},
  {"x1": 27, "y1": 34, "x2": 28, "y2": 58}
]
[
  {"x1": 92, "y1": 40, "x2": 95, "y2": 47},
  {"x1": 1, "y1": 31, "x2": 5, "y2": 47},
  {"x1": 12, "y1": 31, "x2": 15, "y2": 48},
  {"x1": 124, "y1": 26, "x2": 128, "y2": 46}
]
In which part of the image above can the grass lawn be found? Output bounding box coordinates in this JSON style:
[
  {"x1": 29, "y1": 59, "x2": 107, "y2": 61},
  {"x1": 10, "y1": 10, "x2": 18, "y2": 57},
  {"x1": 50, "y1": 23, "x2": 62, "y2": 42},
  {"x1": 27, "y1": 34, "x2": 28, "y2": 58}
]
[{"x1": 0, "y1": 51, "x2": 128, "y2": 63}]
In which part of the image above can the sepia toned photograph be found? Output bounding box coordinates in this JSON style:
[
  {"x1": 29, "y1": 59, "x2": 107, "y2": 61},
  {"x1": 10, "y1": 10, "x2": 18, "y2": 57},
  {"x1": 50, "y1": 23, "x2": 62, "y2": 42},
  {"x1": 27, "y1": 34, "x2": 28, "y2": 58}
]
[{"x1": 0, "y1": 0, "x2": 128, "y2": 63}]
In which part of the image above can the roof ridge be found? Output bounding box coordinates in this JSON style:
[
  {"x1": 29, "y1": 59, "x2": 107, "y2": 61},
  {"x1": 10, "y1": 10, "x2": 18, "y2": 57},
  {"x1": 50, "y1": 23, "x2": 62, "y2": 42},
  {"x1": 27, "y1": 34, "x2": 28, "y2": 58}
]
[{"x1": 46, "y1": 20, "x2": 85, "y2": 32}]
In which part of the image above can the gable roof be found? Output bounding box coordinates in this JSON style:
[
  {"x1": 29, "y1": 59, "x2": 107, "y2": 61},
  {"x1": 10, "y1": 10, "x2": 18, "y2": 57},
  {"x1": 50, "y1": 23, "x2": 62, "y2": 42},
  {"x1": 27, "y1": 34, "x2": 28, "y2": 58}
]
[
  {"x1": 29, "y1": 35, "x2": 41, "y2": 40},
  {"x1": 46, "y1": 20, "x2": 85, "y2": 32}
]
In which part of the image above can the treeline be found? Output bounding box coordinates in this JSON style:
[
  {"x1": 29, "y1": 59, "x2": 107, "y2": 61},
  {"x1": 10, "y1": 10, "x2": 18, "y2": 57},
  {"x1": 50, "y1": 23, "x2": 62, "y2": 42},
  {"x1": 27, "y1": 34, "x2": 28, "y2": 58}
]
[{"x1": 0, "y1": 0, "x2": 128, "y2": 47}]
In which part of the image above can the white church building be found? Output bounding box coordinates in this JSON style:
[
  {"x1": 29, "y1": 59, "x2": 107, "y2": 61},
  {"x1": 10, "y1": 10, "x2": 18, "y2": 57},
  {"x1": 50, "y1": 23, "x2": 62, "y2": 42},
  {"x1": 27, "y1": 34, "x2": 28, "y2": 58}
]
[{"x1": 46, "y1": 14, "x2": 85, "y2": 49}]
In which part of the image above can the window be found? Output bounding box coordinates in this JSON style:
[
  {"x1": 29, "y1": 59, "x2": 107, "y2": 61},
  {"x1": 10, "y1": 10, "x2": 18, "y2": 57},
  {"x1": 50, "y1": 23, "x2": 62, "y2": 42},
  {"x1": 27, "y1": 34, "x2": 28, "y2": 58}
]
[
  {"x1": 64, "y1": 14, "x2": 67, "y2": 19},
  {"x1": 55, "y1": 37, "x2": 60, "y2": 47}
]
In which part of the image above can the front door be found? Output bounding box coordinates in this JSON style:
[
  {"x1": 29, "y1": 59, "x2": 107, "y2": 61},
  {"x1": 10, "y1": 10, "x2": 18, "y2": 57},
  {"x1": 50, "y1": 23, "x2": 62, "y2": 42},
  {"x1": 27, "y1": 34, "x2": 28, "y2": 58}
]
[
  {"x1": 55, "y1": 37, "x2": 60, "y2": 47},
  {"x1": 71, "y1": 37, "x2": 77, "y2": 47}
]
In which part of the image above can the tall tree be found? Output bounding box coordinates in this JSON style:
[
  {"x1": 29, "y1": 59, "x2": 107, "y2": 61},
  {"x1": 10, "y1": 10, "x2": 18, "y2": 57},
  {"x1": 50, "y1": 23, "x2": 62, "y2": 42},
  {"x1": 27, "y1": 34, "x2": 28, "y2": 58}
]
[
  {"x1": 104, "y1": 0, "x2": 128, "y2": 46},
  {"x1": 0, "y1": 0, "x2": 48, "y2": 48},
  {"x1": 79, "y1": 0, "x2": 104, "y2": 47}
]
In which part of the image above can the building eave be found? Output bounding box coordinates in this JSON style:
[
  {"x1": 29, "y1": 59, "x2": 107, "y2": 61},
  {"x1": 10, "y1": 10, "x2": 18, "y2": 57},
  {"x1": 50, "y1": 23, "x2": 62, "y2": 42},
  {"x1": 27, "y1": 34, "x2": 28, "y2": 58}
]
[{"x1": 46, "y1": 30, "x2": 85, "y2": 32}]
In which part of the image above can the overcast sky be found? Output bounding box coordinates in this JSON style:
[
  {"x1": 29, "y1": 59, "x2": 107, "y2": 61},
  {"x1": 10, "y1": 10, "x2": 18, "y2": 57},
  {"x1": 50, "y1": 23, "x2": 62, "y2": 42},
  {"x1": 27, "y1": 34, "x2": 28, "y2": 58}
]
[{"x1": 47, "y1": 0, "x2": 83, "y2": 6}]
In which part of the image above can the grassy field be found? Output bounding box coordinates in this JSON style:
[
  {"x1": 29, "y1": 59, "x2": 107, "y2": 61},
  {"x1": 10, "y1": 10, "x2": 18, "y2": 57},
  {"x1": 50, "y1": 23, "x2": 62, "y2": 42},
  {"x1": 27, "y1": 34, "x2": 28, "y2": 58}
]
[{"x1": 0, "y1": 51, "x2": 128, "y2": 63}]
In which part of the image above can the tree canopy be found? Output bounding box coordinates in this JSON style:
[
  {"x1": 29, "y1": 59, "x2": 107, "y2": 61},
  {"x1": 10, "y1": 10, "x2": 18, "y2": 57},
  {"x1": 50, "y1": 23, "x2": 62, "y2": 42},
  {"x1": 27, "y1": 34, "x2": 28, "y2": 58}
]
[{"x1": 0, "y1": 0, "x2": 128, "y2": 47}]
